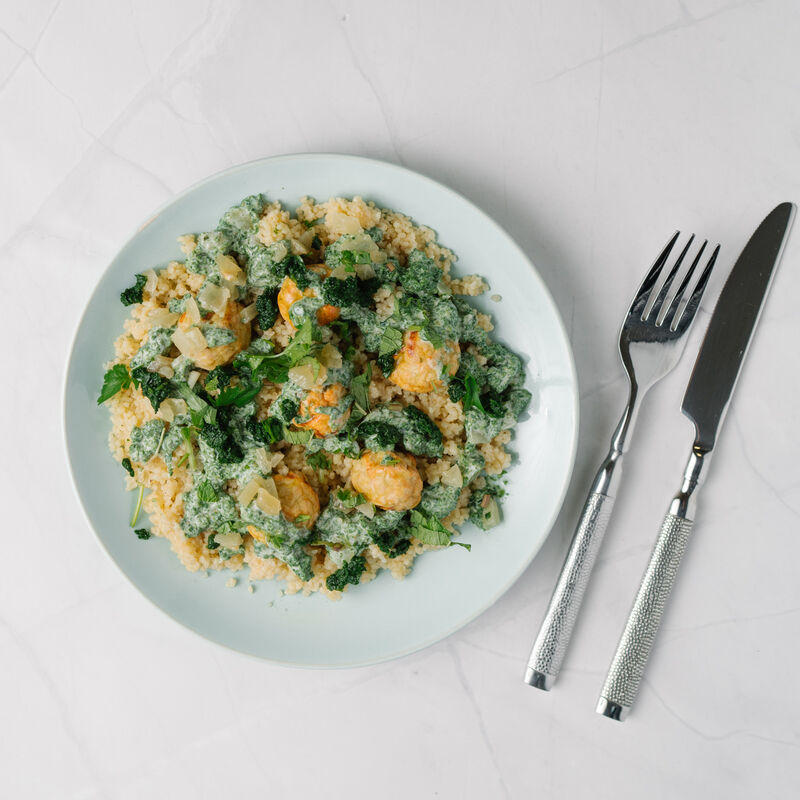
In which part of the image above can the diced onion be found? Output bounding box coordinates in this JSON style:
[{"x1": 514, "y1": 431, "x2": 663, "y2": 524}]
[
  {"x1": 150, "y1": 357, "x2": 174, "y2": 380},
  {"x1": 237, "y1": 480, "x2": 261, "y2": 507},
  {"x1": 216, "y1": 254, "x2": 245, "y2": 284},
  {"x1": 143, "y1": 269, "x2": 158, "y2": 296},
  {"x1": 354, "y1": 261, "x2": 375, "y2": 279},
  {"x1": 288, "y1": 361, "x2": 327, "y2": 390},
  {"x1": 325, "y1": 211, "x2": 362, "y2": 235},
  {"x1": 185, "y1": 296, "x2": 202, "y2": 324},
  {"x1": 371, "y1": 249, "x2": 387, "y2": 264},
  {"x1": 220, "y1": 277, "x2": 241, "y2": 301},
  {"x1": 481, "y1": 497, "x2": 501, "y2": 530},
  {"x1": 253, "y1": 447, "x2": 272, "y2": 473},
  {"x1": 356, "y1": 502, "x2": 375, "y2": 519},
  {"x1": 272, "y1": 241, "x2": 289, "y2": 261},
  {"x1": 319, "y1": 343, "x2": 343, "y2": 369},
  {"x1": 157, "y1": 398, "x2": 188, "y2": 423},
  {"x1": 298, "y1": 230, "x2": 316, "y2": 249},
  {"x1": 214, "y1": 531, "x2": 243, "y2": 549},
  {"x1": 171, "y1": 327, "x2": 207, "y2": 357},
  {"x1": 255, "y1": 488, "x2": 282, "y2": 516},
  {"x1": 150, "y1": 355, "x2": 173, "y2": 371},
  {"x1": 149, "y1": 309, "x2": 179, "y2": 328},
  {"x1": 387, "y1": 403, "x2": 403, "y2": 412},
  {"x1": 290, "y1": 238, "x2": 308, "y2": 255},
  {"x1": 240, "y1": 303, "x2": 258, "y2": 324},
  {"x1": 256, "y1": 475, "x2": 279, "y2": 498},
  {"x1": 198, "y1": 282, "x2": 230, "y2": 315},
  {"x1": 441, "y1": 464, "x2": 463, "y2": 488},
  {"x1": 187, "y1": 370, "x2": 201, "y2": 389},
  {"x1": 329, "y1": 264, "x2": 351, "y2": 280}
]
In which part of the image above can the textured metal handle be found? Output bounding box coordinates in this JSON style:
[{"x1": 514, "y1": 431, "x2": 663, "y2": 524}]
[
  {"x1": 597, "y1": 513, "x2": 694, "y2": 720},
  {"x1": 525, "y1": 492, "x2": 615, "y2": 689}
]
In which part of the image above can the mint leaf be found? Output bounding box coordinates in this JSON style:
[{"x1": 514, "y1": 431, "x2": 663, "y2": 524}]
[
  {"x1": 349, "y1": 363, "x2": 372, "y2": 422},
  {"x1": 196, "y1": 480, "x2": 218, "y2": 503},
  {"x1": 409, "y1": 510, "x2": 470, "y2": 551},
  {"x1": 282, "y1": 426, "x2": 314, "y2": 446},
  {"x1": 378, "y1": 326, "x2": 404, "y2": 357}
]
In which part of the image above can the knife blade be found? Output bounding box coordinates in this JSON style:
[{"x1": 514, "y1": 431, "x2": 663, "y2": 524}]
[
  {"x1": 597, "y1": 203, "x2": 795, "y2": 721},
  {"x1": 682, "y1": 201, "x2": 796, "y2": 452}
]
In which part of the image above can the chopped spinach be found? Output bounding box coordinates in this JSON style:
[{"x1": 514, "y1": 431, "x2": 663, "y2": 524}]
[
  {"x1": 326, "y1": 555, "x2": 367, "y2": 592},
  {"x1": 120, "y1": 274, "x2": 147, "y2": 306}
]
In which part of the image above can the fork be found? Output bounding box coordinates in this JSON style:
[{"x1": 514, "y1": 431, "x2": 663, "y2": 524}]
[{"x1": 524, "y1": 233, "x2": 719, "y2": 690}]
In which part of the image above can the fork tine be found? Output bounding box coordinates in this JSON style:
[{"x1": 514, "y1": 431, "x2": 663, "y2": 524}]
[
  {"x1": 670, "y1": 243, "x2": 720, "y2": 331},
  {"x1": 660, "y1": 240, "x2": 708, "y2": 328},
  {"x1": 628, "y1": 231, "x2": 680, "y2": 318},
  {"x1": 647, "y1": 234, "x2": 694, "y2": 322}
]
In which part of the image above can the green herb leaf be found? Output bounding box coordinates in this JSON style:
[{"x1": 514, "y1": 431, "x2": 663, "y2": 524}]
[
  {"x1": 282, "y1": 426, "x2": 314, "y2": 446},
  {"x1": 174, "y1": 383, "x2": 217, "y2": 426},
  {"x1": 180, "y1": 427, "x2": 198, "y2": 472},
  {"x1": 409, "y1": 511, "x2": 472, "y2": 551},
  {"x1": 336, "y1": 489, "x2": 366, "y2": 509},
  {"x1": 196, "y1": 480, "x2": 218, "y2": 503},
  {"x1": 349, "y1": 363, "x2": 372, "y2": 421},
  {"x1": 121, "y1": 457, "x2": 134, "y2": 477},
  {"x1": 378, "y1": 326, "x2": 404, "y2": 357},
  {"x1": 130, "y1": 485, "x2": 145, "y2": 527},
  {"x1": 97, "y1": 364, "x2": 132, "y2": 404},
  {"x1": 134, "y1": 528, "x2": 152, "y2": 540},
  {"x1": 306, "y1": 451, "x2": 331, "y2": 471},
  {"x1": 463, "y1": 374, "x2": 484, "y2": 413},
  {"x1": 294, "y1": 514, "x2": 311, "y2": 524},
  {"x1": 421, "y1": 325, "x2": 444, "y2": 350}
]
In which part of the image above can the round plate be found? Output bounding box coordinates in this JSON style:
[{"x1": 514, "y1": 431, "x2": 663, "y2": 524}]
[{"x1": 63, "y1": 154, "x2": 578, "y2": 667}]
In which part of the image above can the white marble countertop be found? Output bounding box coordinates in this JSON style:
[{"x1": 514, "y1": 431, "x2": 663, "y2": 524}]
[{"x1": 3, "y1": 0, "x2": 800, "y2": 797}]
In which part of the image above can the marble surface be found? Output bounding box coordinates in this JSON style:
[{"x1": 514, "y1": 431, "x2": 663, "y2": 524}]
[{"x1": 2, "y1": 0, "x2": 799, "y2": 797}]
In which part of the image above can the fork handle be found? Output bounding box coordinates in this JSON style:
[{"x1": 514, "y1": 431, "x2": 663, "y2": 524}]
[{"x1": 524, "y1": 488, "x2": 615, "y2": 689}]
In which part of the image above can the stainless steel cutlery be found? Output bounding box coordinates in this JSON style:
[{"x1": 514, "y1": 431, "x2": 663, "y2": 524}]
[
  {"x1": 597, "y1": 202, "x2": 795, "y2": 720},
  {"x1": 525, "y1": 233, "x2": 719, "y2": 690}
]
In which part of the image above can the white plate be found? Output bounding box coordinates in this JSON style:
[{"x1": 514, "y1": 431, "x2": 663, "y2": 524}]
[{"x1": 63, "y1": 154, "x2": 578, "y2": 667}]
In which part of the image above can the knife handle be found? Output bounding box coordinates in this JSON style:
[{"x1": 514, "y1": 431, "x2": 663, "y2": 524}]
[
  {"x1": 596, "y1": 511, "x2": 694, "y2": 720},
  {"x1": 525, "y1": 490, "x2": 615, "y2": 689}
]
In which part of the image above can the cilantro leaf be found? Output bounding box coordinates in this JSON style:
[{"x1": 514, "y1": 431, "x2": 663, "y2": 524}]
[
  {"x1": 121, "y1": 457, "x2": 135, "y2": 477},
  {"x1": 134, "y1": 528, "x2": 152, "y2": 540},
  {"x1": 336, "y1": 489, "x2": 366, "y2": 509},
  {"x1": 97, "y1": 364, "x2": 132, "y2": 404}
]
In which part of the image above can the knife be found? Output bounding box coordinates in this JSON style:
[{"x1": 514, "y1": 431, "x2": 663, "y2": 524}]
[{"x1": 596, "y1": 202, "x2": 796, "y2": 721}]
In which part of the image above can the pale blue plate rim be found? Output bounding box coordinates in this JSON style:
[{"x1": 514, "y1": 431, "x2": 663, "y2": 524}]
[{"x1": 62, "y1": 152, "x2": 579, "y2": 668}]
